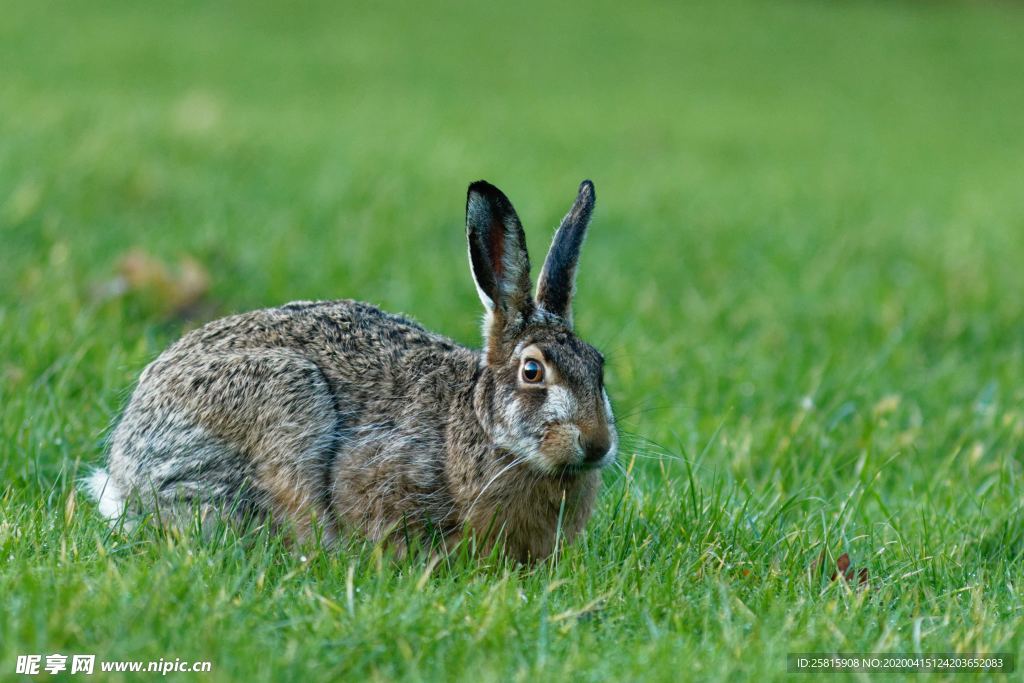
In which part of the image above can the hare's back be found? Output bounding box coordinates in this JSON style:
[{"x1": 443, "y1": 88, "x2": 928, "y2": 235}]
[{"x1": 172, "y1": 298, "x2": 470, "y2": 384}]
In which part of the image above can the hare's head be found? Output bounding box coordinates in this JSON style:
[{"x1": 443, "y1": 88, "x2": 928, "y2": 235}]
[{"x1": 467, "y1": 180, "x2": 617, "y2": 474}]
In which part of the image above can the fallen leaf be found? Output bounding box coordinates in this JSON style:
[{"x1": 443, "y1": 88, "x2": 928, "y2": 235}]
[
  {"x1": 833, "y1": 552, "x2": 851, "y2": 579},
  {"x1": 813, "y1": 550, "x2": 869, "y2": 589},
  {"x1": 94, "y1": 248, "x2": 211, "y2": 319},
  {"x1": 832, "y1": 552, "x2": 869, "y2": 588}
]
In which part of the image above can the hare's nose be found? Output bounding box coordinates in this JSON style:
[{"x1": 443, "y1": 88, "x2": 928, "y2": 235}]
[{"x1": 580, "y1": 432, "x2": 611, "y2": 465}]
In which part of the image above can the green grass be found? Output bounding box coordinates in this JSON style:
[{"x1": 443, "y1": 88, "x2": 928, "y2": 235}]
[{"x1": 3, "y1": 0, "x2": 1024, "y2": 680}]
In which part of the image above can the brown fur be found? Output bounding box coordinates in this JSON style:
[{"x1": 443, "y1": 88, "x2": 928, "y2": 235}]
[{"x1": 92, "y1": 180, "x2": 615, "y2": 563}]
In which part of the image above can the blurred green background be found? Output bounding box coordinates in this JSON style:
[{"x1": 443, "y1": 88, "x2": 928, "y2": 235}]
[{"x1": 2, "y1": 1, "x2": 1023, "y2": 680}]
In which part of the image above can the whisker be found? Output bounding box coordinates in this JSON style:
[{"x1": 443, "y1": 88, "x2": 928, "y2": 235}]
[
  {"x1": 616, "y1": 432, "x2": 686, "y2": 462},
  {"x1": 614, "y1": 402, "x2": 678, "y2": 423},
  {"x1": 465, "y1": 455, "x2": 529, "y2": 519}
]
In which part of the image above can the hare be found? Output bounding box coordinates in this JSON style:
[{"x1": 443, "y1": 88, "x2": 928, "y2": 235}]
[{"x1": 87, "y1": 180, "x2": 617, "y2": 562}]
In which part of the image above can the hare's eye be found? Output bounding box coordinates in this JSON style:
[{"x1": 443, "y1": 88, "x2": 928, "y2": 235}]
[{"x1": 521, "y1": 359, "x2": 544, "y2": 384}]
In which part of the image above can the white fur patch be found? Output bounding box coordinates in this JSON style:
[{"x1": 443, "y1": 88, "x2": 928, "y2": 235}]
[
  {"x1": 84, "y1": 468, "x2": 125, "y2": 520},
  {"x1": 603, "y1": 389, "x2": 615, "y2": 422},
  {"x1": 466, "y1": 230, "x2": 497, "y2": 313},
  {"x1": 544, "y1": 385, "x2": 575, "y2": 422},
  {"x1": 600, "y1": 389, "x2": 619, "y2": 466}
]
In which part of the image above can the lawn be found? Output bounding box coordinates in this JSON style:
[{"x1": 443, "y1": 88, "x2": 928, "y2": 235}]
[{"x1": 2, "y1": 0, "x2": 1023, "y2": 680}]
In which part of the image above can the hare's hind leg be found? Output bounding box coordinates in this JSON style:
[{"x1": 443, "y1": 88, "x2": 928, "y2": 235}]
[{"x1": 107, "y1": 348, "x2": 341, "y2": 541}]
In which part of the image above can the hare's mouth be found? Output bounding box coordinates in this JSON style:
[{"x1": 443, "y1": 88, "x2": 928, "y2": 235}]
[{"x1": 556, "y1": 460, "x2": 604, "y2": 476}]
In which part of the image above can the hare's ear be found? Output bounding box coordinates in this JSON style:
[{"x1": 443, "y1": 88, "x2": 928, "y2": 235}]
[
  {"x1": 466, "y1": 181, "x2": 533, "y2": 359},
  {"x1": 536, "y1": 180, "x2": 595, "y2": 325}
]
